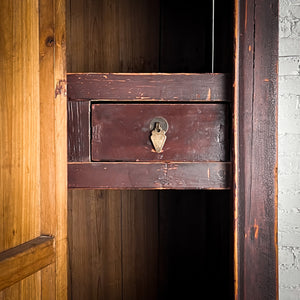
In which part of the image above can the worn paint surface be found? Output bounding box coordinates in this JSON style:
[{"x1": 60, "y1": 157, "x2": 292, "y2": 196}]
[{"x1": 279, "y1": 0, "x2": 300, "y2": 299}]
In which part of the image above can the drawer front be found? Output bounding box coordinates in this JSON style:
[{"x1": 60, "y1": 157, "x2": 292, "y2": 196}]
[{"x1": 92, "y1": 104, "x2": 229, "y2": 162}]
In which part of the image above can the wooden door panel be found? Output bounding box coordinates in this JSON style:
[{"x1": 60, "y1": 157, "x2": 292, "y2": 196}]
[
  {"x1": 0, "y1": 0, "x2": 67, "y2": 298},
  {"x1": 0, "y1": 0, "x2": 40, "y2": 253}
]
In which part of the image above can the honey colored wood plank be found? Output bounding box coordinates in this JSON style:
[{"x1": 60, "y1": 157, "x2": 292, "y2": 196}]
[
  {"x1": 0, "y1": 272, "x2": 41, "y2": 300},
  {"x1": 233, "y1": 0, "x2": 278, "y2": 299},
  {"x1": 68, "y1": 190, "x2": 122, "y2": 300},
  {"x1": 91, "y1": 103, "x2": 229, "y2": 162},
  {"x1": 122, "y1": 191, "x2": 159, "y2": 300},
  {"x1": 0, "y1": 237, "x2": 55, "y2": 291},
  {"x1": 54, "y1": 1, "x2": 68, "y2": 299},
  {"x1": 67, "y1": 0, "x2": 160, "y2": 73},
  {"x1": 39, "y1": 0, "x2": 68, "y2": 299},
  {"x1": 68, "y1": 162, "x2": 231, "y2": 189},
  {"x1": 68, "y1": 101, "x2": 90, "y2": 162},
  {"x1": 0, "y1": 0, "x2": 40, "y2": 252},
  {"x1": 67, "y1": 73, "x2": 232, "y2": 101},
  {"x1": 41, "y1": 264, "x2": 56, "y2": 300}
]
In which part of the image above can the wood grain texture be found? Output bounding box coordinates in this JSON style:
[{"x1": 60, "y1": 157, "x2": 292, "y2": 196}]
[
  {"x1": 67, "y1": 73, "x2": 232, "y2": 101},
  {"x1": 0, "y1": 236, "x2": 55, "y2": 291},
  {"x1": 68, "y1": 101, "x2": 90, "y2": 161},
  {"x1": 122, "y1": 191, "x2": 159, "y2": 300},
  {"x1": 54, "y1": 1, "x2": 68, "y2": 298},
  {"x1": 92, "y1": 103, "x2": 229, "y2": 162},
  {"x1": 67, "y1": 0, "x2": 160, "y2": 73},
  {"x1": 68, "y1": 162, "x2": 232, "y2": 189},
  {"x1": 68, "y1": 190, "x2": 122, "y2": 300},
  {"x1": 0, "y1": 0, "x2": 42, "y2": 298},
  {"x1": 39, "y1": 0, "x2": 68, "y2": 299},
  {"x1": 233, "y1": 0, "x2": 278, "y2": 299},
  {"x1": 0, "y1": 272, "x2": 41, "y2": 300},
  {"x1": 0, "y1": 0, "x2": 40, "y2": 252}
]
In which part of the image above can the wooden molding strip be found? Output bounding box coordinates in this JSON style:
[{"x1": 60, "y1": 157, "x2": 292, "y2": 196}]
[
  {"x1": 67, "y1": 73, "x2": 232, "y2": 102},
  {"x1": 68, "y1": 162, "x2": 232, "y2": 190},
  {"x1": 0, "y1": 236, "x2": 55, "y2": 291}
]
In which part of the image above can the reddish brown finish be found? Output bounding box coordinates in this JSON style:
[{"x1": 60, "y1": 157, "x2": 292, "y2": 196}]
[
  {"x1": 234, "y1": 0, "x2": 278, "y2": 299},
  {"x1": 67, "y1": 73, "x2": 232, "y2": 102},
  {"x1": 91, "y1": 104, "x2": 229, "y2": 162},
  {"x1": 68, "y1": 162, "x2": 231, "y2": 190},
  {"x1": 67, "y1": 101, "x2": 90, "y2": 162}
]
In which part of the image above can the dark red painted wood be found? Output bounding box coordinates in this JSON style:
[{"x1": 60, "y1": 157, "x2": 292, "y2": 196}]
[
  {"x1": 234, "y1": 0, "x2": 278, "y2": 299},
  {"x1": 67, "y1": 101, "x2": 90, "y2": 162},
  {"x1": 67, "y1": 73, "x2": 232, "y2": 102},
  {"x1": 68, "y1": 162, "x2": 231, "y2": 190},
  {"x1": 91, "y1": 103, "x2": 229, "y2": 162}
]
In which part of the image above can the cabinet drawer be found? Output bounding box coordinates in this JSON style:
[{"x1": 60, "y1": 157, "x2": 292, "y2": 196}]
[{"x1": 92, "y1": 103, "x2": 229, "y2": 162}]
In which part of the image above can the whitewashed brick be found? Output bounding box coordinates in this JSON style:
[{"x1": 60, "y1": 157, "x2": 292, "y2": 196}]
[
  {"x1": 279, "y1": 57, "x2": 300, "y2": 75},
  {"x1": 280, "y1": 37, "x2": 300, "y2": 56},
  {"x1": 278, "y1": 133, "x2": 300, "y2": 155},
  {"x1": 279, "y1": 247, "x2": 295, "y2": 267},
  {"x1": 279, "y1": 76, "x2": 300, "y2": 95},
  {"x1": 280, "y1": 288, "x2": 300, "y2": 300}
]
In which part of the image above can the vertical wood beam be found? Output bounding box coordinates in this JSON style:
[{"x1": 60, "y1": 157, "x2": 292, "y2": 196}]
[
  {"x1": 234, "y1": 0, "x2": 278, "y2": 299},
  {"x1": 40, "y1": 0, "x2": 67, "y2": 299}
]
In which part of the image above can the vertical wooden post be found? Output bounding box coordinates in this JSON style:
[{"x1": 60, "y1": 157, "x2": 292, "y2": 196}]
[{"x1": 234, "y1": 0, "x2": 278, "y2": 299}]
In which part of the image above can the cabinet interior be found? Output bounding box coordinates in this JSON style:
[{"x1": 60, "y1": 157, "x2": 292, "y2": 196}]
[{"x1": 67, "y1": 0, "x2": 234, "y2": 299}]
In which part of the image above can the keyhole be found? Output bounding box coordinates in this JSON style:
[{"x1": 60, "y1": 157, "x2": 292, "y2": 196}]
[{"x1": 155, "y1": 122, "x2": 161, "y2": 132}]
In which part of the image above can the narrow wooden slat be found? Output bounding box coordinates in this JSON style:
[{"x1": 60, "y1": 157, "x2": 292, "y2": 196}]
[
  {"x1": 122, "y1": 191, "x2": 159, "y2": 300},
  {"x1": 54, "y1": 1, "x2": 68, "y2": 299},
  {"x1": 68, "y1": 101, "x2": 90, "y2": 161},
  {"x1": 68, "y1": 190, "x2": 122, "y2": 300},
  {"x1": 67, "y1": 73, "x2": 232, "y2": 102},
  {"x1": 39, "y1": 1, "x2": 68, "y2": 299},
  {"x1": 68, "y1": 162, "x2": 231, "y2": 189},
  {"x1": 0, "y1": 236, "x2": 55, "y2": 291},
  {"x1": 91, "y1": 103, "x2": 229, "y2": 162}
]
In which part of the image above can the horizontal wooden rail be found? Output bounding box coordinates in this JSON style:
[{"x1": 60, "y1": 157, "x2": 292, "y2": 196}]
[
  {"x1": 68, "y1": 162, "x2": 232, "y2": 190},
  {"x1": 0, "y1": 236, "x2": 55, "y2": 291},
  {"x1": 67, "y1": 73, "x2": 232, "y2": 102}
]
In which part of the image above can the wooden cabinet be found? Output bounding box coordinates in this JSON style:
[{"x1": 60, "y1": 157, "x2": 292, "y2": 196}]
[
  {"x1": 66, "y1": 1, "x2": 278, "y2": 300},
  {"x1": 0, "y1": 0, "x2": 278, "y2": 299}
]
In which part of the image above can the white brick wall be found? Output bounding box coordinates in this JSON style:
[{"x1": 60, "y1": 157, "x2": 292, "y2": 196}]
[{"x1": 279, "y1": 0, "x2": 300, "y2": 299}]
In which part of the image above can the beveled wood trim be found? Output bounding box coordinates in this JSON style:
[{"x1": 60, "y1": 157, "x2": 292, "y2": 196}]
[
  {"x1": 68, "y1": 162, "x2": 232, "y2": 190},
  {"x1": 0, "y1": 236, "x2": 55, "y2": 291},
  {"x1": 67, "y1": 73, "x2": 232, "y2": 102},
  {"x1": 233, "y1": 0, "x2": 278, "y2": 299}
]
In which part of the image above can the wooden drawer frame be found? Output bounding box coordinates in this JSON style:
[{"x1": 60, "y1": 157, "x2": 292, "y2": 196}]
[{"x1": 67, "y1": 73, "x2": 232, "y2": 189}]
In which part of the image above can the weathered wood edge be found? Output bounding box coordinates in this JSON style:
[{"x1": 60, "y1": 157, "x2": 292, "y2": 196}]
[
  {"x1": 68, "y1": 162, "x2": 232, "y2": 190},
  {"x1": 67, "y1": 73, "x2": 232, "y2": 102},
  {"x1": 233, "y1": 0, "x2": 278, "y2": 299},
  {"x1": 0, "y1": 236, "x2": 55, "y2": 291}
]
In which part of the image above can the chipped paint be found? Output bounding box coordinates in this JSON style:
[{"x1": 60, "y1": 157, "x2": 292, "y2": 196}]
[{"x1": 206, "y1": 88, "x2": 212, "y2": 100}]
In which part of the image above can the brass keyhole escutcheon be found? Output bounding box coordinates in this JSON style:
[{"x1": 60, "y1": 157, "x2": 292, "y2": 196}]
[{"x1": 150, "y1": 117, "x2": 168, "y2": 153}]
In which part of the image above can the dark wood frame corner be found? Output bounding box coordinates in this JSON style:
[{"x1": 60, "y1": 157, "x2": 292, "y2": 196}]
[{"x1": 234, "y1": 0, "x2": 278, "y2": 299}]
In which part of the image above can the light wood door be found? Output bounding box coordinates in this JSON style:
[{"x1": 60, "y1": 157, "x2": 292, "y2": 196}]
[{"x1": 0, "y1": 0, "x2": 67, "y2": 299}]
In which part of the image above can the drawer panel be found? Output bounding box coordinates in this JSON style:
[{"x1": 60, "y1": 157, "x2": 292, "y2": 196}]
[{"x1": 91, "y1": 104, "x2": 229, "y2": 162}]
